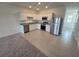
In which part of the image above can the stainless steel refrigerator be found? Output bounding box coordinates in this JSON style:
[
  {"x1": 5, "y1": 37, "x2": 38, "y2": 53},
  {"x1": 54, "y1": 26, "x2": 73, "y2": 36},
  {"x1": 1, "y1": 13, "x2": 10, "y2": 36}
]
[{"x1": 50, "y1": 16, "x2": 63, "y2": 35}]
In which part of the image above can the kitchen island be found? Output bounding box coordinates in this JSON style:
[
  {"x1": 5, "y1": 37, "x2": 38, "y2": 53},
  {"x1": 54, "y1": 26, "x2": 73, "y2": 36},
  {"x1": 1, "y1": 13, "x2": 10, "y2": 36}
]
[{"x1": 20, "y1": 20, "x2": 51, "y2": 33}]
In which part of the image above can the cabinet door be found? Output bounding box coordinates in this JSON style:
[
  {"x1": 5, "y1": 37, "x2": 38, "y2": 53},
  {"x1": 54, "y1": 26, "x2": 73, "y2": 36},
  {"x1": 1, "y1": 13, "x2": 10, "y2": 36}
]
[
  {"x1": 36, "y1": 24, "x2": 41, "y2": 29},
  {"x1": 29, "y1": 24, "x2": 37, "y2": 31},
  {"x1": 46, "y1": 25, "x2": 50, "y2": 32}
]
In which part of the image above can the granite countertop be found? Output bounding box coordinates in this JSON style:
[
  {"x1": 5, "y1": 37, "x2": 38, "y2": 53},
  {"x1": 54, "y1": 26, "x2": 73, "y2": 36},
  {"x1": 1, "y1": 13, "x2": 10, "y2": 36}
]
[
  {"x1": 20, "y1": 22, "x2": 39, "y2": 25},
  {"x1": 20, "y1": 20, "x2": 51, "y2": 25}
]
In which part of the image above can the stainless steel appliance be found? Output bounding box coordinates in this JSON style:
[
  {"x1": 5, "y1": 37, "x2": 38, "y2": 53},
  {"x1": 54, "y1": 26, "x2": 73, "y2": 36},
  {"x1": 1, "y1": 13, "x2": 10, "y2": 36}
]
[
  {"x1": 41, "y1": 17, "x2": 48, "y2": 31},
  {"x1": 50, "y1": 16, "x2": 63, "y2": 35}
]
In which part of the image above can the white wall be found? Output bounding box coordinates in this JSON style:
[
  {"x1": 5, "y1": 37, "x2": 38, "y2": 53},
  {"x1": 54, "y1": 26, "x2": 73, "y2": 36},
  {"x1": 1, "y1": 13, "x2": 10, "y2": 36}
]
[
  {"x1": 21, "y1": 7, "x2": 65, "y2": 20},
  {"x1": 21, "y1": 9, "x2": 38, "y2": 20},
  {"x1": 37, "y1": 7, "x2": 65, "y2": 20},
  {"x1": 0, "y1": 4, "x2": 20, "y2": 38}
]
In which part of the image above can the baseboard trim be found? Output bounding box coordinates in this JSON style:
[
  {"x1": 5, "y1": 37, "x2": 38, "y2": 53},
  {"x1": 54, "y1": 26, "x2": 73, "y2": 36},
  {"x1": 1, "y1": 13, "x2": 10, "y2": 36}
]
[{"x1": 0, "y1": 32, "x2": 24, "y2": 39}]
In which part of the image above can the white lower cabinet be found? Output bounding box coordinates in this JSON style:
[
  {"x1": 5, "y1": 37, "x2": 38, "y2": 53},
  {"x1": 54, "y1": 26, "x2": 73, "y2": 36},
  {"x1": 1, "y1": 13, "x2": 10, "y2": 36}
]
[
  {"x1": 29, "y1": 24, "x2": 50, "y2": 32},
  {"x1": 29, "y1": 24, "x2": 41, "y2": 31},
  {"x1": 29, "y1": 24, "x2": 37, "y2": 31},
  {"x1": 36, "y1": 24, "x2": 41, "y2": 30},
  {"x1": 46, "y1": 25, "x2": 50, "y2": 32}
]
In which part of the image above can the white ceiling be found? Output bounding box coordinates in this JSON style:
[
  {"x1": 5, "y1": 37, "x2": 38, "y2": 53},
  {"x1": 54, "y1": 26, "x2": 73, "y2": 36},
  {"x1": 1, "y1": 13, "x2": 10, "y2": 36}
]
[
  {"x1": 9, "y1": 2, "x2": 65, "y2": 11},
  {"x1": 0, "y1": 2, "x2": 79, "y2": 11}
]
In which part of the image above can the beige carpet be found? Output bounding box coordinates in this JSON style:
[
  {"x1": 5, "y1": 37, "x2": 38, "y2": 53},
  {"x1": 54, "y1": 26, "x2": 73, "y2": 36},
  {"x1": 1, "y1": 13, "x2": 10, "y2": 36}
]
[{"x1": 0, "y1": 33, "x2": 46, "y2": 57}]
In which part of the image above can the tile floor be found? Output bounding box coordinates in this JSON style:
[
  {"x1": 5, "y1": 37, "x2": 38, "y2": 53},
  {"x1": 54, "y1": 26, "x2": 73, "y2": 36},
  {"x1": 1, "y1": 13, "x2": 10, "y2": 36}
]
[{"x1": 24, "y1": 30, "x2": 79, "y2": 57}]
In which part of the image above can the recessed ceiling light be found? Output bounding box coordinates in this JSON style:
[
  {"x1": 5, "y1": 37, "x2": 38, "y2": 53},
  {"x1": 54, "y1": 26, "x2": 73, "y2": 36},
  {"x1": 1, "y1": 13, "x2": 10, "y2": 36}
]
[
  {"x1": 29, "y1": 5, "x2": 32, "y2": 8},
  {"x1": 36, "y1": 8, "x2": 39, "y2": 10},
  {"x1": 45, "y1": 6, "x2": 48, "y2": 8},
  {"x1": 38, "y1": 2, "x2": 41, "y2": 5}
]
